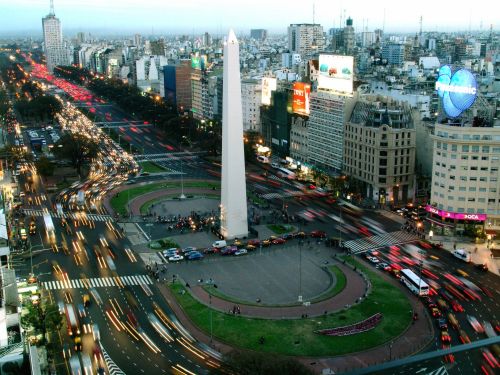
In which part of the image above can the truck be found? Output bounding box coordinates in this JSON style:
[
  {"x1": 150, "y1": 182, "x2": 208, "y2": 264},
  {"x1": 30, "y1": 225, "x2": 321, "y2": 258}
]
[
  {"x1": 43, "y1": 212, "x2": 56, "y2": 244},
  {"x1": 77, "y1": 190, "x2": 85, "y2": 207},
  {"x1": 452, "y1": 249, "x2": 471, "y2": 263}
]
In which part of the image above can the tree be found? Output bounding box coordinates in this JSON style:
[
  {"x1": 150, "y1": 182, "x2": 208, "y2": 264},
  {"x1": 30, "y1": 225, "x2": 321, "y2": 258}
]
[
  {"x1": 35, "y1": 156, "x2": 55, "y2": 177},
  {"x1": 53, "y1": 133, "x2": 98, "y2": 178},
  {"x1": 211, "y1": 350, "x2": 315, "y2": 375},
  {"x1": 21, "y1": 301, "x2": 62, "y2": 344}
]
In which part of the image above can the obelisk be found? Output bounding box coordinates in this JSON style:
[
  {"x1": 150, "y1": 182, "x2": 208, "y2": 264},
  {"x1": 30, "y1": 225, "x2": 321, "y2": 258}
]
[{"x1": 220, "y1": 29, "x2": 248, "y2": 240}]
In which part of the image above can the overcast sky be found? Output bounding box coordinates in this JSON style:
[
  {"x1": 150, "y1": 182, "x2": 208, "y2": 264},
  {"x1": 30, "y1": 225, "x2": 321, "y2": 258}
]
[{"x1": 0, "y1": 0, "x2": 497, "y2": 37}]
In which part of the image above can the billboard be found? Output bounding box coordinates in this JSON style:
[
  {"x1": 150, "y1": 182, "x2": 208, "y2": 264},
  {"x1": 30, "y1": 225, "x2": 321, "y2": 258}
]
[
  {"x1": 425, "y1": 205, "x2": 486, "y2": 221},
  {"x1": 318, "y1": 55, "x2": 354, "y2": 93},
  {"x1": 435, "y1": 65, "x2": 477, "y2": 118},
  {"x1": 261, "y1": 77, "x2": 277, "y2": 105},
  {"x1": 191, "y1": 55, "x2": 207, "y2": 70},
  {"x1": 292, "y1": 82, "x2": 310, "y2": 116}
]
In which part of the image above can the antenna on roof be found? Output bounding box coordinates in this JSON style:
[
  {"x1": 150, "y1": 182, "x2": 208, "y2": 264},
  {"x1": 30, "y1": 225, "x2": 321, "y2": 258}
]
[
  {"x1": 313, "y1": 2, "x2": 315, "y2": 25},
  {"x1": 49, "y1": 0, "x2": 55, "y2": 15}
]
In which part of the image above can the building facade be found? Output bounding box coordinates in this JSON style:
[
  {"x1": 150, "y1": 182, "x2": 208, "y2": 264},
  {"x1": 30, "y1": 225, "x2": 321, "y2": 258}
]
[
  {"x1": 250, "y1": 29, "x2": 267, "y2": 41},
  {"x1": 307, "y1": 91, "x2": 357, "y2": 174},
  {"x1": 344, "y1": 96, "x2": 417, "y2": 206},
  {"x1": 288, "y1": 24, "x2": 324, "y2": 58},
  {"x1": 382, "y1": 43, "x2": 405, "y2": 65},
  {"x1": 241, "y1": 79, "x2": 262, "y2": 132},
  {"x1": 290, "y1": 116, "x2": 309, "y2": 163},
  {"x1": 429, "y1": 123, "x2": 500, "y2": 235},
  {"x1": 42, "y1": 12, "x2": 68, "y2": 72}
]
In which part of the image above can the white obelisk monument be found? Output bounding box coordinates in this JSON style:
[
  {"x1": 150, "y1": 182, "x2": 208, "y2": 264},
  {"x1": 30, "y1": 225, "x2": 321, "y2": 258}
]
[{"x1": 220, "y1": 29, "x2": 248, "y2": 240}]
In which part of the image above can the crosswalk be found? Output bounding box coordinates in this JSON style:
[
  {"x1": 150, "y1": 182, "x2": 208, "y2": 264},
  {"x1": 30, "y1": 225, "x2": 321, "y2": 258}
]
[
  {"x1": 100, "y1": 344, "x2": 125, "y2": 375},
  {"x1": 261, "y1": 190, "x2": 304, "y2": 200},
  {"x1": 42, "y1": 274, "x2": 153, "y2": 290},
  {"x1": 342, "y1": 230, "x2": 420, "y2": 254},
  {"x1": 22, "y1": 209, "x2": 113, "y2": 222}
]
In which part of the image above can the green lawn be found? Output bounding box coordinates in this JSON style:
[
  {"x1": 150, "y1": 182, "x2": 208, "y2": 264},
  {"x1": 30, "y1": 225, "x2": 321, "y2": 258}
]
[
  {"x1": 138, "y1": 161, "x2": 168, "y2": 174},
  {"x1": 267, "y1": 224, "x2": 295, "y2": 235},
  {"x1": 169, "y1": 258, "x2": 412, "y2": 356},
  {"x1": 110, "y1": 181, "x2": 220, "y2": 216}
]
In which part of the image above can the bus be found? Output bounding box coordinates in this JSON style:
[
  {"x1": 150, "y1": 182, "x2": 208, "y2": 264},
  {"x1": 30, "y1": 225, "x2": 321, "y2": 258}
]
[
  {"x1": 65, "y1": 304, "x2": 80, "y2": 336},
  {"x1": 400, "y1": 269, "x2": 429, "y2": 296},
  {"x1": 276, "y1": 168, "x2": 295, "y2": 180},
  {"x1": 338, "y1": 199, "x2": 363, "y2": 217}
]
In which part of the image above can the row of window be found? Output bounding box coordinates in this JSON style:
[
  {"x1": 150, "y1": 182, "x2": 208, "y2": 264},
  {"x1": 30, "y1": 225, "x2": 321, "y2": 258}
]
[
  {"x1": 433, "y1": 192, "x2": 499, "y2": 204},
  {"x1": 434, "y1": 174, "x2": 498, "y2": 182},
  {"x1": 436, "y1": 131, "x2": 500, "y2": 141},
  {"x1": 436, "y1": 152, "x2": 499, "y2": 161},
  {"x1": 434, "y1": 181, "x2": 498, "y2": 193},
  {"x1": 436, "y1": 143, "x2": 500, "y2": 153}
]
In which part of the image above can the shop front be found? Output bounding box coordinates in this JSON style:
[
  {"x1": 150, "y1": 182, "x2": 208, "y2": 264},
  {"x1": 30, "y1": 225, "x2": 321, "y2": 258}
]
[{"x1": 425, "y1": 205, "x2": 487, "y2": 236}]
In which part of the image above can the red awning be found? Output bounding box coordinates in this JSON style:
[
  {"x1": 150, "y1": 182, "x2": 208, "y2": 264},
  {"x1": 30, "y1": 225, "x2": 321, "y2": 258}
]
[{"x1": 485, "y1": 229, "x2": 498, "y2": 235}]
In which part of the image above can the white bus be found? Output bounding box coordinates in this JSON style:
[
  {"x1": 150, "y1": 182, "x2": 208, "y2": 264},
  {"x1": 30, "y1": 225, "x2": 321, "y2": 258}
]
[
  {"x1": 276, "y1": 168, "x2": 296, "y2": 180},
  {"x1": 400, "y1": 269, "x2": 429, "y2": 296}
]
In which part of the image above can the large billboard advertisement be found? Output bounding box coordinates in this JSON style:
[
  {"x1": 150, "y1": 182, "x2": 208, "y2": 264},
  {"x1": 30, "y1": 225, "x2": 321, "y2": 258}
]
[
  {"x1": 261, "y1": 77, "x2": 277, "y2": 105},
  {"x1": 292, "y1": 82, "x2": 311, "y2": 116},
  {"x1": 318, "y1": 55, "x2": 354, "y2": 93},
  {"x1": 191, "y1": 55, "x2": 207, "y2": 70},
  {"x1": 435, "y1": 65, "x2": 477, "y2": 118}
]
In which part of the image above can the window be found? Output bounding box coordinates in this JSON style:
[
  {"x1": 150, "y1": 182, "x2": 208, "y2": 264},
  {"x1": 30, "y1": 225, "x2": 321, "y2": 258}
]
[
  {"x1": 480, "y1": 177, "x2": 487, "y2": 182},
  {"x1": 450, "y1": 165, "x2": 456, "y2": 170},
  {"x1": 471, "y1": 166, "x2": 478, "y2": 171},
  {"x1": 462, "y1": 145, "x2": 469, "y2": 152},
  {"x1": 461, "y1": 155, "x2": 468, "y2": 160},
  {"x1": 479, "y1": 187, "x2": 486, "y2": 192},
  {"x1": 457, "y1": 207, "x2": 465, "y2": 212},
  {"x1": 437, "y1": 141, "x2": 441, "y2": 149},
  {"x1": 379, "y1": 168, "x2": 386, "y2": 175},
  {"x1": 459, "y1": 187, "x2": 466, "y2": 191},
  {"x1": 379, "y1": 177, "x2": 386, "y2": 183},
  {"x1": 460, "y1": 176, "x2": 467, "y2": 181},
  {"x1": 448, "y1": 196, "x2": 454, "y2": 200},
  {"x1": 472, "y1": 156, "x2": 479, "y2": 160},
  {"x1": 461, "y1": 166, "x2": 468, "y2": 171},
  {"x1": 458, "y1": 197, "x2": 466, "y2": 201},
  {"x1": 380, "y1": 151, "x2": 387, "y2": 156},
  {"x1": 470, "y1": 177, "x2": 477, "y2": 181},
  {"x1": 468, "y1": 198, "x2": 475, "y2": 202},
  {"x1": 488, "y1": 199, "x2": 496, "y2": 203},
  {"x1": 451, "y1": 154, "x2": 457, "y2": 159},
  {"x1": 472, "y1": 145, "x2": 480, "y2": 153},
  {"x1": 469, "y1": 187, "x2": 476, "y2": 192},
  {"x1": 451, "y1": 144, "x2": 457, "y2": 151},
  {"x1": 450, "y1": 176, "x2": 455, "y2": 180},
  {"x1": 449, "y1": 186, "x2": 455, "y2": 190},
  {"x1": 491, "y1": 177, "x2": 498, "y2": 182},
  {"x1": 482, "y1": 156, "x2": 489, "y2": 161},
  {"x1": 482, "y1": 146, "x2": 489, "y2": 152},
  {"x1": 478, "y1": 198, "x2": 486, "y2": 203}
]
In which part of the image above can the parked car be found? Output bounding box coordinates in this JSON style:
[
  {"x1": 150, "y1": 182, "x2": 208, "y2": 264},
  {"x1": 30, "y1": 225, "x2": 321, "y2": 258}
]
[
  {"x1": 234, "y1": 249, "x2": 248, "y2": 256},
  {"x1": 221, "y1": 246, "x2": 238, "y2": 256},
  {"x1": 310, "y1": 230, "x2": 327, "y2": 238},
  {"x1": 272, "y1": 237, "x2": 286, "y2": 245},
  {"x1": 187, "y1": 252, "x2": 204, "y2": 261},
  {"x1": 368, "y1": 257, "x2": 380, "y2": 264},
  {"x1": 247, "y1": 239, "x2": 260, "y2": 246},
  {"x1": 168, "y1": 255, "x2": 184, "y2": 262},
  {"x1": 245, "y1": 245, "x2": 256, "y2": 251}
]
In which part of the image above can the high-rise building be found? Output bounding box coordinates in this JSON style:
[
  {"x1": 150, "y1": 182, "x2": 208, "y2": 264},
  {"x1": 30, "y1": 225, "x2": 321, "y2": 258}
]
[
  {"x1": 344, "y1": 96, "x2": 417, "y2": 205},
  {"x1": 134, "y1": 33, "x2": 142, "y2": 48},
  {"x1": 382, "y1": 43, "x2": 405, "y2": 65},
  {"x1": 150, "y1": 39, "x2": 165, "y2": 56},
  {"x1": 220, "y1": 30, "x2": 248, "y2": 240},
  {"x1": 250, "y1": 29, "x2": 267, "y2": 41},
  {"x1": 307, "y1": 91, "x2": 357, "y2": 174},
  {"x1": 162, "y1": 59, "x2": 192, "y2": 112},
  {"x1": 241, "y1": 79, "x2": 262, "y2": 132},
  {"x1": 288, "y1": 24, "x2": 324, "y2": 58},
  {"x1": 429, "y1": 123, "x2": 500, "y2": 236},
  {"x1": 202, "y1": 32, "x2": 212, "y2": 47},
  {"x1": 41, "y1": 1, "x2": 68, "y2": 72},
  {"x1": 343, "y1": 17, "x2": 355, "y2": 53}
]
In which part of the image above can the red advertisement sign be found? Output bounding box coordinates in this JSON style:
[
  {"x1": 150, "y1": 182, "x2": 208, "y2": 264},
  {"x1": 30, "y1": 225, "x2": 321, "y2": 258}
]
[{"x1": 292, "y1": 82, "x2": 310, "y2": 116}]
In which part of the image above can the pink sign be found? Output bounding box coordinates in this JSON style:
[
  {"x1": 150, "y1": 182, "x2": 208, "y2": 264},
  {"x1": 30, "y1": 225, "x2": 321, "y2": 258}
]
[{"x1": 425, "y1": 205, "x2": 487, "y2": 221}]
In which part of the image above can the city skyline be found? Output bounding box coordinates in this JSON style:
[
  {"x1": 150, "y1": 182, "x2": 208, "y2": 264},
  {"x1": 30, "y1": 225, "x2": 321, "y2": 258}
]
[{"x1": 0, "y1": 0, "x2": 497, "y2": 37}]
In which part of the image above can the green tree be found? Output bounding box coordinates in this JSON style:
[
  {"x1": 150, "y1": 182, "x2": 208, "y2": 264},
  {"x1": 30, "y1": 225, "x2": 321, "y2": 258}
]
[
  {"x1": 53, "y1": 133, "x2": 98, "y2": 178},
  {"x1": 35, "y1": 156, "x2": 55, "y2": 177},
  {"x1": 21, "y1": 301, "x2": 62, "y2": 344},
  {"x1": 212, "y1": 350, "x2": 315, "y2": 375}
]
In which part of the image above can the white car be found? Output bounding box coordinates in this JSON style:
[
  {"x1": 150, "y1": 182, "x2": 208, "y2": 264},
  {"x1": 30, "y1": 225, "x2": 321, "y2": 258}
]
[
  {"x1": 271, "y1": 162, "x2": 280, "y2": 169},
  {"x1": 168, "y1": 254, "x2": 184, "y2": 262},
  {"x1": 234, "y1": 249, "x2": 248, "y2": 256},
  {"x1": 368, "y1": 257, "x2": 380, "y2": 264}
]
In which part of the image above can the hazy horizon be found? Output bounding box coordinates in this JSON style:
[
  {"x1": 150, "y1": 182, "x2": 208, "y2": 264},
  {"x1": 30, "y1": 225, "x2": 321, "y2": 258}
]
[{"x1": 0, "y1": 0, "x2": 497, "y2": 38}]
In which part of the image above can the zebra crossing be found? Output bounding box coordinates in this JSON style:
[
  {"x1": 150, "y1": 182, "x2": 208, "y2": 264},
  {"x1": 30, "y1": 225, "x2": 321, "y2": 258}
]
[
  {"x1": 100, "y1": 344, "x2": 125, "y2": 375},
  {"x1": 42, "y1": 274, "x2": 153, "y2": 290},
  {"x1": 425, "y1": 366, "x2": 448, "y2": 375},
  {"x1": 261, "y1": 190, "x2": 304, "y2": 200},
  {"x1": 342, "y1": 230, "x2": 420, "y2": 254},
  {"x1": 22, "y1": 209, "x2": 113, "y2": 222}
]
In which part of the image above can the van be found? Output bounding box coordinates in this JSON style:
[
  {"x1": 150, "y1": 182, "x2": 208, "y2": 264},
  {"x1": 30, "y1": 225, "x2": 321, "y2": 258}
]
[
  {"x1": 256, "y1": 155, "x2": 269, "y2": 163},
  {"x1": 452, "y1": 249, "x2": 471, "y2": 263},
  {"x1": 212, "y1": 240, "x2": 227, "y2": 249}
]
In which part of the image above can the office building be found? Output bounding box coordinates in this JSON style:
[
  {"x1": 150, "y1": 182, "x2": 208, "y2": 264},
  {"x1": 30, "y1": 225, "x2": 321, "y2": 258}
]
[
  {"x1": 429, "y1": 123, "x2": 500, "y2": 236},
  {"x1": 290, "y1": 116, "x2": 309, "y2": 163},
  {"x1": 343, "y1": 17, "x2": 355, "y2": 53},
  {"x1": 241, "y1": 79, "x2": 262, "y2": 132},
  {"x1": 288, "y1": 24, "x2": 324, "y2": 58},
  {"x1": 250, "y1": 29, "x2": 267, "y2": 41},
  {"x1": 307, "y1": 91, "x2": 357, "y2": 174},
  {"x1": 41, "y1": 2, "x2": 68, "y2": 72},
  {"x1": 344, "y1": 96, "x2": 416, "y2": 206},
  {"x1": 382, "y1": 43, "x2": 405, "y2": 65}
]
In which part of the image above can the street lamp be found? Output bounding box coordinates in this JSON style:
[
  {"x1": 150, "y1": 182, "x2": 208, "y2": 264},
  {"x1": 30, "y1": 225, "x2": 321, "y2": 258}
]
[{"x1": 417, "y1": 249, "x2": 426, "y2": 295}]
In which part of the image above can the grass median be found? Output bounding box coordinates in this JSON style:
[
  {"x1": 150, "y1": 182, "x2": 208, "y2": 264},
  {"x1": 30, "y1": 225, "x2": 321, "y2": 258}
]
[
  {"x1": 138, "y1": 161, "x2": 168, "y2": 173},
  {"x1": 110, "y1": 181, "x2": 220, "y2": 216},
  {"x1": 169, "y1": 258, "x2": 412, "y2": 356}
]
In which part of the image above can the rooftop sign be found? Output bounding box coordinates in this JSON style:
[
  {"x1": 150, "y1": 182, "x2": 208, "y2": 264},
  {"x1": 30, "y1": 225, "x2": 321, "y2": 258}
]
[{"x1": 435, "y1": 65, "x2": 477, "y2": 118}]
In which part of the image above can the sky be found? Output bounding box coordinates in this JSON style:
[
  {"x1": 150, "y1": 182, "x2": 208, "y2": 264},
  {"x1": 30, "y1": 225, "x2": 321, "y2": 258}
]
[{"x1": 0, "y1": 0, "x2": 497, "y2": 37}]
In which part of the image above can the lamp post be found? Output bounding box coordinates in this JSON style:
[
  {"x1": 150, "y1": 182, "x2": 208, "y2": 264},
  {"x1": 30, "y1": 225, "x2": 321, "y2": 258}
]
[
  {"x1": 298, "y1": 239, "x2": 303, "y2": 303},
  {"x1": 417, "y1": 249, "x2": 426, "y2": 295}
]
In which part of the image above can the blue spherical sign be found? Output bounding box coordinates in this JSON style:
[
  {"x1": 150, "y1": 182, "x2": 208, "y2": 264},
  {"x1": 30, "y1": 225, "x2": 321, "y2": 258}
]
[{"x1": 435, "y1": 66, "x2": 477, "y2": 118}]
